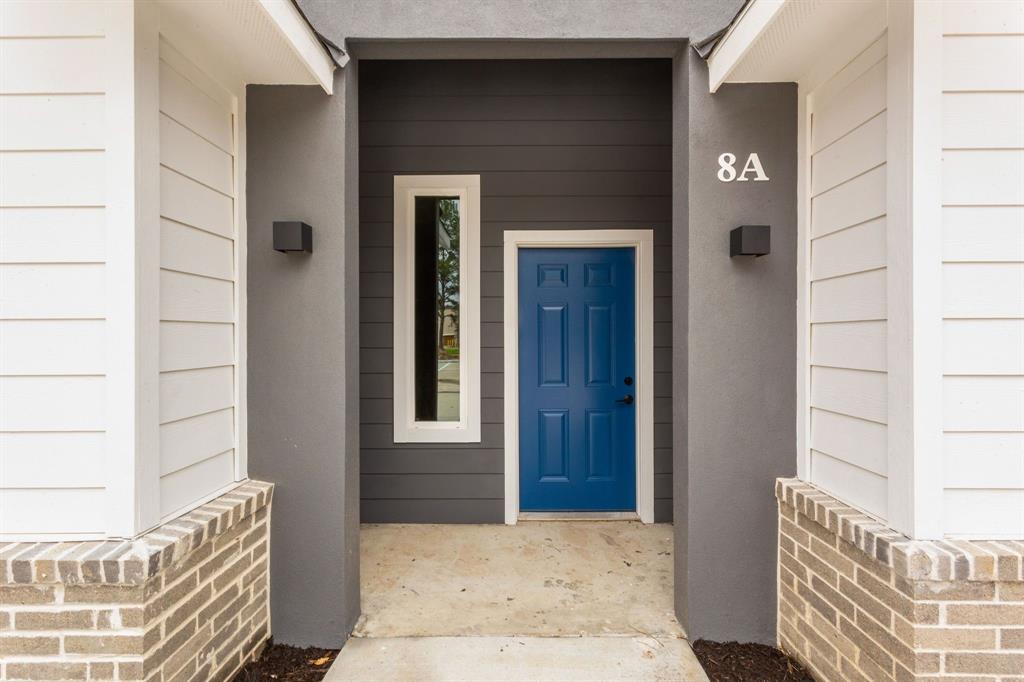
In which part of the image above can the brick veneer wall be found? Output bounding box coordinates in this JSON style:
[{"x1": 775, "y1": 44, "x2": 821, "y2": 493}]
[
  {"x1": 776, "y1": 479, "x2": 1024, "y2": 681},
  {"x1": 0, "y1": 482, "x2": 272, "y2": 681}
]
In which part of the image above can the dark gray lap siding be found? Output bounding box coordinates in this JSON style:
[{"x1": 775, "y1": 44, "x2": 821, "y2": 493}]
[{"x1": 359, "y1": 59, "x2": 673, "y2": 523}]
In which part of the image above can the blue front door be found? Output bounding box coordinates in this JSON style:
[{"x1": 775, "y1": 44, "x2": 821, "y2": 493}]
[{"x1": 519, "y1": 247, "x2": 637, "y2": 511}]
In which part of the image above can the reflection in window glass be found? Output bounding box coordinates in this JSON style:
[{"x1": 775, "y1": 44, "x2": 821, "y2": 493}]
[{"x1": 413, "y1": 197, "x2": 460, "y2": 421}]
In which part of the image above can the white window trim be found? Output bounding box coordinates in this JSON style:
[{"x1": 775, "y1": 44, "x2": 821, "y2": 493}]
[
  {"x1": 393, "y1": 175, "x2": 481, "y2": 443},
  {"x1": 502, "y1": 229, "x2": 656, "y2": 525}
]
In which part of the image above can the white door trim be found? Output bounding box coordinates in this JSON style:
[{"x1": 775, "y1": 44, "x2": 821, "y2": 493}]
[{"x1": 503, "y1": 229, "x2": 656, "y2": 525}]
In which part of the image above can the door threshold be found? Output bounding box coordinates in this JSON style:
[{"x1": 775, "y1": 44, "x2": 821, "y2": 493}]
[{"x1": 518, "y1": 511, "x2": 640, "y2": 521}]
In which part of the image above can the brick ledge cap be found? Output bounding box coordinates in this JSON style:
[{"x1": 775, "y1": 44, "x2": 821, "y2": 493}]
[{"x1": 776, "y1": 477, "x2": 1023, "y2": 583}]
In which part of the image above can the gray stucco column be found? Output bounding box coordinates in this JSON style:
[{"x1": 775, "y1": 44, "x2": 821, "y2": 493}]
[
  {"x1": 246, "y1": 64, "x2": 361, "y2": 647},
  {"x1": 675, "y1": 52, "x2": 797, "y2": 644}
]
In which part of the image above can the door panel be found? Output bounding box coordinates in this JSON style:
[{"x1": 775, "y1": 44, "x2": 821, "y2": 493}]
[{"x1": 519, "y1": 247, "x2": 636, "y2": 511}]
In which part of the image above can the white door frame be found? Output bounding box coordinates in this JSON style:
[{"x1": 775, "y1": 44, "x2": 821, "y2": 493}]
[{"x1": 503, "y1": 229, "x2": 656, "y2": 525}]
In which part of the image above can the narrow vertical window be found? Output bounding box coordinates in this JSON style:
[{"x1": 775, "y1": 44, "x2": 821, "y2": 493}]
[{"x1": 394, "y1": 177, "x2": 480, "y2": 442}]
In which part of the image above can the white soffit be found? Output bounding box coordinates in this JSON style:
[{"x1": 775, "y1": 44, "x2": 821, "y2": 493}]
[
  {"x1": 156, "y1": 0, "x2": 335, "y2": 93},
  {"x1": 708, "y1": 0, "x2": 885, "y2": 92}
]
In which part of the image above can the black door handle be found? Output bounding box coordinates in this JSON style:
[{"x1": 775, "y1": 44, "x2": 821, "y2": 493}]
[{"x1": 616, "y1": 395, "x2": 634, "y2": 405}]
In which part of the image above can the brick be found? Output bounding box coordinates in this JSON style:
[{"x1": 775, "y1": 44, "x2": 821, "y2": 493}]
[
  {"x1": 5, "y1": 662, "x2": 88, "y2": 680},
  {"x1": 165, "y1": 583, "x2": 212, "y2": 633},
  {"x1": 0, "y1": 635, "x2": 60, "y2": 655},
  {"x1": 839, "y1": 538, "x2": 892, "y2": 582},
  {"x1": 811, "y1": 575, "x2": 856, "y2": 620},
  {"x1": 163, "y1": 623, "x2": 212, "y2": 681},
  {"x1": 89, "y1": 662, "x2": 115, "y2": 680},
  {"x1": 947, "y1": 603, "x2": 1024, "y2": 626},
  {"x1": 797, "y1": 513, "x2": 837, "y2": 548},
  {"x1": 0, "y1": 585, "x2": 54, "y2": 604},
  {"x1": 839, "y1": 616, "x2": 894, "y2": 673},
  {"x1": 809, "y1": 610, "x2": 857, "y2": 661},
  {"x1": 1002, "y1": 628, "x2": 1024, "y2": 649},
  {"x1": 199, "y1": 584, "x2": 239, "y2": 624},
  {"x1": 146, "y1": 621, "x2": 197, "y2": 674},
  {"x1": 65, "y1": 634, "x2": 143, "y2": 655},
  {"x1": 145, "y1": 573, "x2": 198, "y2": 620},
  {"x1": 838, "y1": 656, "x2": 872, "y2": 682},
  {"x1": 215, "y1": 590, "x2": 251, "y2": 632},
  {"x1": 163, "y1": 541, "x2": 214, "y2": 586},
  {"x1": 797, "y1": 546, "x2": 839, "y2": 586},
  {"x1": 798, "y1": 579, "x2": 837, "y2": 623},
  {"x1": 946, "y1": 652, "x2": 1024, "y2": 675},
  {"x1": 198, "y1": 541, "x2": 240, "y2": 583},
  {"x1": 168, "y1": 658, "x2": 197, "y2": 682},
  {"x1": 121, "y1": 607, "x2": 145, "y2": 627},
  {"x1": 0, "y1": 611, "x2": 9, "y2": 629},
  {"x1": 64, "y1": 584, "x2": 144, "y2": 604},
  {"x1": 213, "y1": 552, "x2": 253, "y2": 592},
  {"x1": 781, "y1": 517, "x2": 809, "y2": 548},
  {"x1": 916, "y1": 627, "x2": 997, "y2": 651},
  {"x1": 15, "y1": 610, "x2": 95, "y2": 630},
  {"x1": 913, "y1": 580, "x2": 996, "y2": 602},
  {"x1": 838, "y1": 576, "x2": 892, "y2": 628},
  {"x1": 856, "y1": 568, "x2": 915, "y2": 621},
  {"x1": 856, "y1": 608, "x2": 916, "y2": 670},
  {"x1": 1000, "y1": 582, "x2": 1024, "y2": 602},
  {"x1": 118, "y1": 661, "x2": 144, "y2": 681}
]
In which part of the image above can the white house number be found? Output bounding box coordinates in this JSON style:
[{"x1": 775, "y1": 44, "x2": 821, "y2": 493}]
[{"x1": 717, "y1": 152, "x2": 769, "y2": 183}]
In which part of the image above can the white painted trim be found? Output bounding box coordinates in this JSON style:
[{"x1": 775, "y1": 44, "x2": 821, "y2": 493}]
[
  {"x1": 795, "y1": 85, "x2": 812, "y2": 481},
  {"x1": 392, "y1": 175, "x2": 481, "y2": 443},
  {"x1": 518, "y1": 511, "x2": 640, "y2": 522},
  {"x1": 707, "y1": 0, "x2": 786, "y2": 93},
  {"x1": 885, "y1": 1, "x2": 944, "y2": 540},
  {"x1": 256, "y1": 0, "x2": 336, "y2": 94},
  {"x1": 502, "y1": 229, "x2": 656, "y2": 525}
]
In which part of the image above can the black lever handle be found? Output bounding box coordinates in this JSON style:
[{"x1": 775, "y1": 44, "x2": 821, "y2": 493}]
[{"x1": 616, "y1": 395, "x2": 634, "y2": 405}]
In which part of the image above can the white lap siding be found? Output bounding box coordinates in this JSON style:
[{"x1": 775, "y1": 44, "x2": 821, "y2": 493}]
[
  {"x1": 0, "y1": 2, "x2": 108, "y2": 537},
  {"x1": 806, "y1": 36, "x2": 889, "y2": 520},
  {"x1": 157, "y1": 43, "x2": 239, "y2": 519},
  {"x1": 940, "y1": 1, "x2": 1024, "y2": 538}
]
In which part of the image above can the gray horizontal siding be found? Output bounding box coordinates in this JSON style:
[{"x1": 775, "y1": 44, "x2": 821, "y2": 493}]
[{"x1": 359, "y1": 59, "x2": 673, "y2": 523}]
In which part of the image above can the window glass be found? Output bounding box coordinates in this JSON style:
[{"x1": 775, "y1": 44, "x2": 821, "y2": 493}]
[{"x1": 413, "y1": 196, "x2": 460, "y2": 421}]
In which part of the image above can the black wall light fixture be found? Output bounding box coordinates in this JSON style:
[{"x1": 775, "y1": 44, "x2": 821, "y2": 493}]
[
  {"x1": 273, "y1": 221, "x2": 313, "y2": 253},
  {"x1": 730, "y1": 225, "x2": 770, "y2": 258}
]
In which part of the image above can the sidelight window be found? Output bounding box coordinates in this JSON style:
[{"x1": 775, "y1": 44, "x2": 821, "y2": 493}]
[{"x1": 393, "y1": 176, "x2": 481, "y2": 442}]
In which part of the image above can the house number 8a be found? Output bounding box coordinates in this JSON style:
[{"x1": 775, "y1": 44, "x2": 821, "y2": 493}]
[{"x1": 717, "y1": 152, "x2": 770, "y2": 182}]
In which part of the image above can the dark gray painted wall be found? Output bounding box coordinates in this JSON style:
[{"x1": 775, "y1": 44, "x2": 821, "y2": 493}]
[
  {"x1": 674, "y1": 53, "x2": 797, "y2": 644},
  {"x1": 246, "y1": 65, "x2": 361, "y2": 647},
  {"x1": 359, "y1": 59, "x2": 675, "y2": 523}
]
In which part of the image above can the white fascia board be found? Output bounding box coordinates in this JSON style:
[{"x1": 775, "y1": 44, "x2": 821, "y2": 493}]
[
  {"x1": 257, "y1": 0, "x2": 336, "y2": 95},
  {"x1": 707, "y1": 0, "x2": 786, "y2": 93}
]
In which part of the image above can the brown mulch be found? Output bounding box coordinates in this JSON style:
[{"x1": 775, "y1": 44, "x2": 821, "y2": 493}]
[
  {"x1": 693, "y1": 640, "x2": 816, "y2": 682},
  {"x1": 233, "y1": 642, "x2": 339, "y2": 682}
]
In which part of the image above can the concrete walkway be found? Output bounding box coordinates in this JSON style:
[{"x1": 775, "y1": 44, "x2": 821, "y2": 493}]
[{"x1": 325, "y1": 523, "x2": 709, "y2": 681}]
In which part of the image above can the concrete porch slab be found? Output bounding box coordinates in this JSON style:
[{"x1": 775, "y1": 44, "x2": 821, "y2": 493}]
[{"x1": 323, "y1": 635, "x2": 710, "y2": 682}]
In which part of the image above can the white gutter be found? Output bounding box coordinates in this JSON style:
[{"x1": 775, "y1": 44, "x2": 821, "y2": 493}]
[{"x1": 258, "y1": 0, "x2": 337, "y2": 94}]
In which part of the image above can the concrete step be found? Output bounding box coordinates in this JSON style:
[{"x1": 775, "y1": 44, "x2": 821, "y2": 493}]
[{"x1": 324, "y1": 635, "x2": 709, "y2": 682}]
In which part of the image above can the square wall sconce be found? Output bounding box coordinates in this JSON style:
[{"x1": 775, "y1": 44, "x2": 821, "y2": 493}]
[
  {"x1": 273, "y1": 221, "x2": 313, "y2": 253},
  {"x1": 730, "y1": 225, "x2": 770, "y2": 258}
]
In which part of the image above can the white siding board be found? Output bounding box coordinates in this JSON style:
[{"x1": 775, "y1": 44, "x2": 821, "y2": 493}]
[
  {"x1": 159, "y1": 114, "x2": 233, "y2": 196},
  {"x1": 0, "y1": 376, "x2": 104, "y2": 431},
  {"x1": 944, "y1": 432, "x2": 1024, "y2": 489},
  {"x1": 811, "y1": 449, "x2": 888, "y2": 519},
  {"x1": 160, "y1": 269, "x2": 234, "y2": 323},
  {"x1": 810, "y1": 164, "x2": 887, "y2": 239},
  {"x1": 811, "y1": 408, "x2": 887, "y2": 476},
  {"x1": 943, "y1": 376, "x2": 1024, "y2": 432},
  {"x1": 159, "y1": 366, "x2": 233, "y2": 425},
  {"x1": 160, "y1": 408, "x2": 234, "y2": 476},
  {"x1": 943, "y1": 319, "x2": 1024, "y2": 375},
  {"x1": 0, "y1": 432, "x2": 105, "y2": 488},
  {"x1": 0, "y1": 319, "x2": 104, "y2": 375},
  {"x1": 942, "y1": 92, "x2": 1024, "y2": 149},
  {"x1": 160, "y1": 166, "x2": 233, "y2": 237},
  {"x1": 811, "y1": 113, "x2": 886, "y2": 196},
  {"x1": 0, "y1": 207, "x2": 105, "y2": 263},
  {"x1": 159, "y1": 449, "x2": 234, "y2": 518},
  {"x1": 811, "y1": 57, "x2": 887, "y2": 154},
  {"x1": 811, "y1": 366, "x2": 887, "y2": 425},
  {"x1": 0, "y1": 263, "x2": 104, "y2": 319},
  {"x1": 943, "y1": 150, "x2": 1024, "y2": 206},
  {"x1": 160, "y1": 219, "x2": 233, "y2": 281},
  {"x1": 943, "y1": 206, "x2": 1024, "y2": 263},
  {"x1": 0, "y1": 1, "x2": 106, "y2": 37},
  {"x1": 810, "y1": 268, "x2": 887, "y2": 323},
  {"x1": 0, "y1": 38, "x2": 106, "y2": 94},
  {"x1": 811, "y1": 320, "x2": 886, "y2": 372},
  {"x1": 811, "y1": 217, "x2": 886, "y2": 281},
  {"x1": 942, "y1": 35, "x2": 1024, "y2": 92},
  {"x1": 0, "y1": 489, "x2": 105, "y2": 536},
  {"x1": 159, "y1": 321, "x2": 233, "y2": 372},
  {"x1": 944, "y1": 489, "x2": 1024, "y2": 538},
  {"x1": 942, "y1": 0, "x2": 1024, "y2": 35},
  {"x1": 159, "y1": 61, "x2": 233, "y2": 153},
  {"x1": 0, "y1": 151, "x2": 104, "y2": 206},
  {"x1": 942, "y1": 263, "x2": 1024, "y2": 318},
  {"x1": 0, "y1": 95, "x2": 105, "y2": 151}
]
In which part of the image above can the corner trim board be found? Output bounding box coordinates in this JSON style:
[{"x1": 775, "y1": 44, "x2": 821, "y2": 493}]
[{"x1": 502, "y1": 229, "x2": 656, "y2": 525}]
